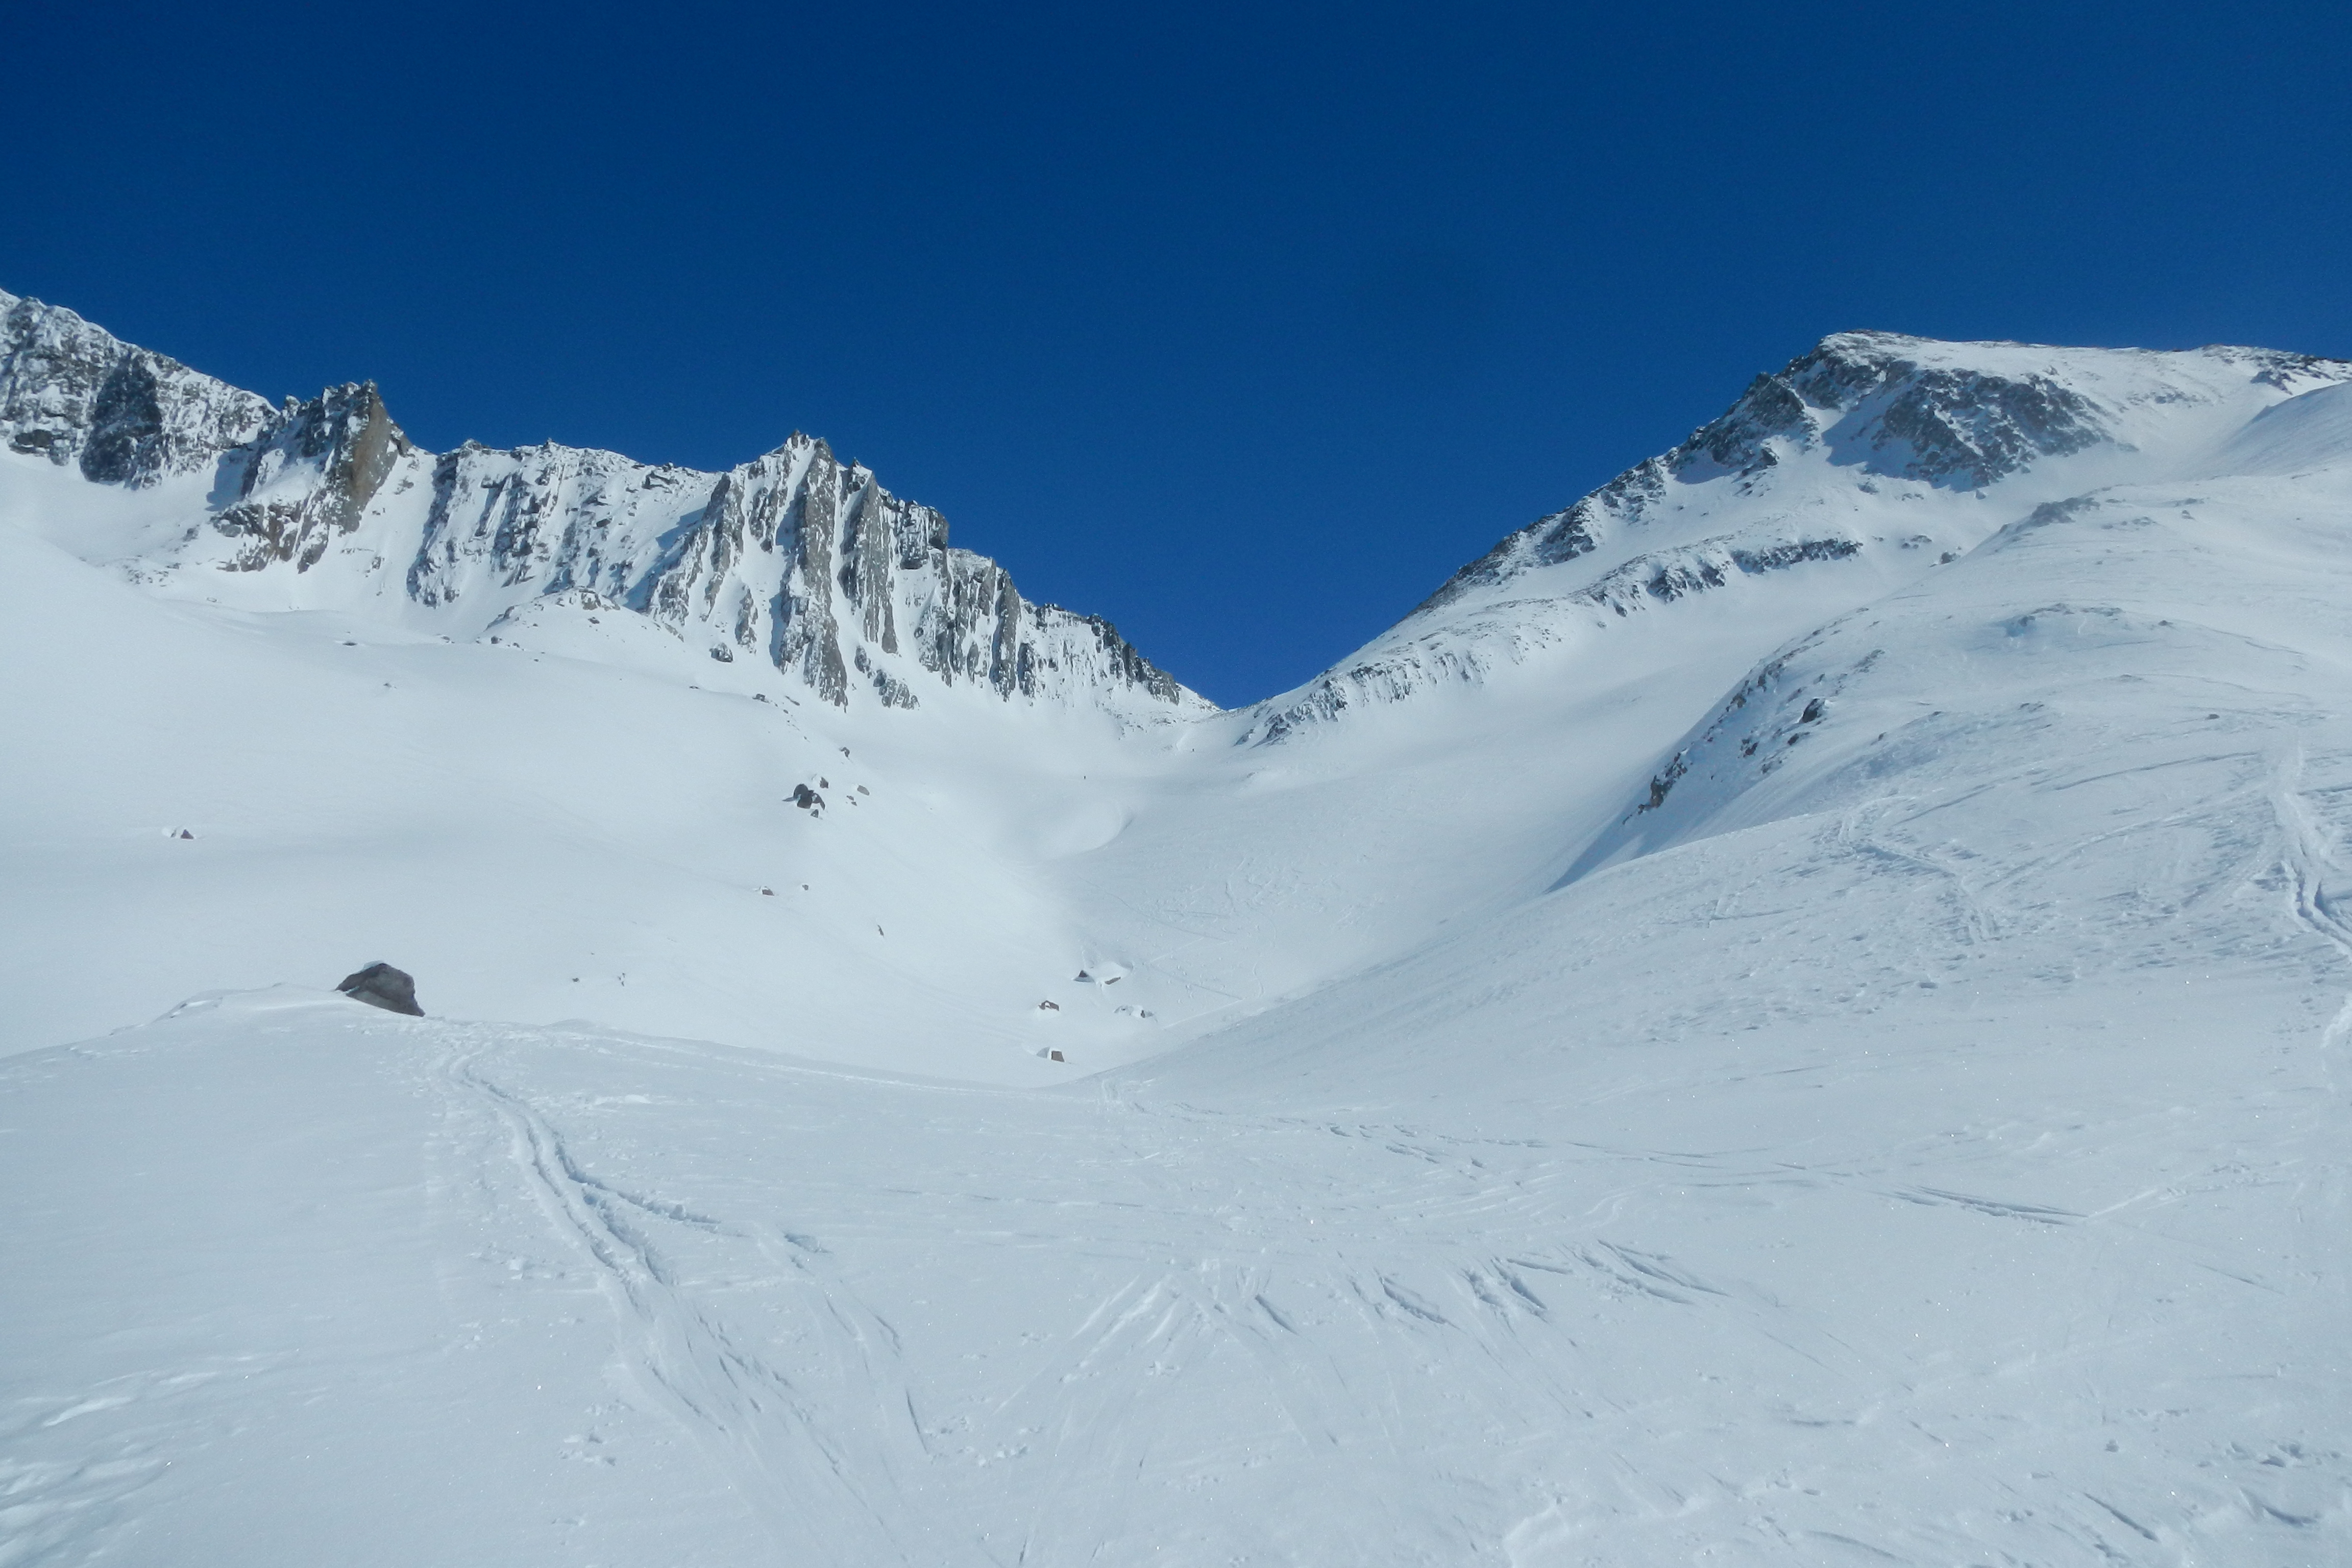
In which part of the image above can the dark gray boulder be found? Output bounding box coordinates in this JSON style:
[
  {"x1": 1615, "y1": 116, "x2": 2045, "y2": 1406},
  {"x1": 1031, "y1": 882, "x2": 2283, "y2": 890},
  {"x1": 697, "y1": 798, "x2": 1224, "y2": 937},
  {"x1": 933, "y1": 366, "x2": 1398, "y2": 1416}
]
[{"x1": 337, "y1": 963, "x2": 423, "y2": 1016}]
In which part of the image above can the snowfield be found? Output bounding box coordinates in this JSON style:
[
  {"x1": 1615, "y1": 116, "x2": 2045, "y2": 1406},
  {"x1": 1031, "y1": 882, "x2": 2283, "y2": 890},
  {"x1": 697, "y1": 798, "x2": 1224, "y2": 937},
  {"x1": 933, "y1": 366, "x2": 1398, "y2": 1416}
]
[{"x1": 3, "y1": 302, "x2": 2350, "y2": 1564}]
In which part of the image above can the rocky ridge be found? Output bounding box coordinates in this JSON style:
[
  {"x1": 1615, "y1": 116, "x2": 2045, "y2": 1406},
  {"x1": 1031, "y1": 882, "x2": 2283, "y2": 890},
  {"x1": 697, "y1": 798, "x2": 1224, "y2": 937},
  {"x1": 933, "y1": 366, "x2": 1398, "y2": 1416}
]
[
  {"x1": 1, "y1": 291, "x2": 273, "y2": 486},
  {"x1": 0, "y1": 289, "x2": 1205, "y2": 720}
]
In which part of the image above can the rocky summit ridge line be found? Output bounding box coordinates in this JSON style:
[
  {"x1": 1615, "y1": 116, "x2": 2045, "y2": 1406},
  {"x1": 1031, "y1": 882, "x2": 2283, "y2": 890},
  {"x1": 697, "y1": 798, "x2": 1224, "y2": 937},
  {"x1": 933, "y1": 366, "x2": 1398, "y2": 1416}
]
[{"x1": 0, "y1": 288, "x2": 1205, "y2": 720}]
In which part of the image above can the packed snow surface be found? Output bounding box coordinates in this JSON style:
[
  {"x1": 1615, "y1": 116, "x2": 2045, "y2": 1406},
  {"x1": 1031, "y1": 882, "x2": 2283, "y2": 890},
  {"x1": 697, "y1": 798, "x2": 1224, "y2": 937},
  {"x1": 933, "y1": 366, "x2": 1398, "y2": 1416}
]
[{"x1": 4, "y1": 306, "x2": 2351, "y2": 1564}]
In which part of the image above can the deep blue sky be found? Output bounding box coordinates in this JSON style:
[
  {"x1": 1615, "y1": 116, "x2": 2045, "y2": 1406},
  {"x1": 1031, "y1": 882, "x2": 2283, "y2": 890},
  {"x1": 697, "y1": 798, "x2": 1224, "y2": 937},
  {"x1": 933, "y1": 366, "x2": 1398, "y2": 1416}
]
[{"x1": 8, "y1": 2, "x2": 2348, "y2": 704}]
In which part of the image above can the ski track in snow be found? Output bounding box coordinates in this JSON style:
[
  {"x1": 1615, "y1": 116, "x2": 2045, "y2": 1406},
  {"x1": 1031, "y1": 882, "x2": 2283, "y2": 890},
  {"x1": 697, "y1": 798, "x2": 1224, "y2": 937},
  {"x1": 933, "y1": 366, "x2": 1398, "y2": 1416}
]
[
  {"x1": 444, "y1": 1032, "x2": 1758, "y2": 1560},
  {"x1": 2272, "y1": 749, "x2": 2352, "y2": 1057},
  {"x1": 439, "y1": 1035, "x2": 927, "y2": 1561}
]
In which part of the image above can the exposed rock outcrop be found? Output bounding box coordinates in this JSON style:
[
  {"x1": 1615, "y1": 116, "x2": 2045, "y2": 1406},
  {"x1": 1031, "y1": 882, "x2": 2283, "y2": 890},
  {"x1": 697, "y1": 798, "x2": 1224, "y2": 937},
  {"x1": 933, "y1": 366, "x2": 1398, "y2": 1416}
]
[
  {"x1": 214, "y1": 381, "x2": 412, "y2": 572},
  {"x1": 1414, "y1": 331, "x2": 2130, "y2": 619},
  {"x1": 337, "y1": 962, "x2": 423, "y2": 1016},
  {"x1": 1, "y1": 291, "x2": 272, "y2": 485}
]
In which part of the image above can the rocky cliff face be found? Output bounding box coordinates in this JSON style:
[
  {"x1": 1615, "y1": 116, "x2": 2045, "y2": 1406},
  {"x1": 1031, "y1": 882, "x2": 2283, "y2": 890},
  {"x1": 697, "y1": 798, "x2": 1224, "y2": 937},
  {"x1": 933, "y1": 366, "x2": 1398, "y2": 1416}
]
[
  {"x1": 213, "y1": 381, "x2": 413, "y2": 573},
  {"x1": 399, "y1": 430, "x2": 1197, "y2": 713},
  {"x1": 0, "y1": 289, "x2": 1206, "y2": 720},
  {"x1": 1, "y1": 291, "x2": 274, "y2": 486}
]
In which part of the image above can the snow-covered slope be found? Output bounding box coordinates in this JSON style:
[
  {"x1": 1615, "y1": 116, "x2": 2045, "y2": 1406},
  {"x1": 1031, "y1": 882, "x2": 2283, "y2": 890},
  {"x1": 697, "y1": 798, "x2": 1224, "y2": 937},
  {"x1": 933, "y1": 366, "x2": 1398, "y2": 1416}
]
[
  {"x1": 1045, "y1": 334, "x2": 2352, "y2": 1022},
  {"x1": 6, "y1": 299, "x2": 2352, "y2": 1564}
]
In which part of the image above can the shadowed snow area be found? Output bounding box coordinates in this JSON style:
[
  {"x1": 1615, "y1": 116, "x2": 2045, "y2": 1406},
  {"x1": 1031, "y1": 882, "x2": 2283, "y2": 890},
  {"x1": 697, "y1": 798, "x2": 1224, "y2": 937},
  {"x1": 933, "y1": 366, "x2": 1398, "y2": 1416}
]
[{"x1": 4, "y1": 304, "x2": 2351, "y2": 1563}]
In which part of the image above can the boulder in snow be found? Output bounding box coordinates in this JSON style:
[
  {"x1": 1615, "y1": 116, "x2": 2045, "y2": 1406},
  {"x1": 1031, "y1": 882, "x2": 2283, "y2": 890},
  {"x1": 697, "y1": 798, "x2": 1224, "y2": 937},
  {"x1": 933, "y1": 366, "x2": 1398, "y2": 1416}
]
[{"x1": 337, "y1": 963, "x2": 423, "y2": 1017}]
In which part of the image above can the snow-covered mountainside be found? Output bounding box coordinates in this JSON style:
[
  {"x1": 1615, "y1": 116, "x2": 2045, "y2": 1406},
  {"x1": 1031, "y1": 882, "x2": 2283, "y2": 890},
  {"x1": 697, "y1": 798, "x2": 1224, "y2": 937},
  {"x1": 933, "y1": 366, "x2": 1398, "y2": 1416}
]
[
  {"x1": 6, "y1": 295, "x2": 2352, "y2": 1565},
  {"x1": 1242, "y1": 331, "x2": 2346, "y2": 742},
  {"x1": 0, "y1": 289, "x2": 1204, "y2": 719}
]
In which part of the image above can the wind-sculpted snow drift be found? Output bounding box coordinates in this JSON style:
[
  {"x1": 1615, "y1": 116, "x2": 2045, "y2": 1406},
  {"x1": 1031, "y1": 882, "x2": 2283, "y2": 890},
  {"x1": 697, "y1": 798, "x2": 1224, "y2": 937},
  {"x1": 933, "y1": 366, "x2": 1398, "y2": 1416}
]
[{"x1": 5, "y1": 291, "x2": 2352, "y2": 1566}]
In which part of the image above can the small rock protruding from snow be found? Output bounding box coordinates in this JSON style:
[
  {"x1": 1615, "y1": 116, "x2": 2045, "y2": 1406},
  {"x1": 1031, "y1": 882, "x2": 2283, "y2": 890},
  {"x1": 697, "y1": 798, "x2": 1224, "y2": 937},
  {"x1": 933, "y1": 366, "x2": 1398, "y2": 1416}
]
[{"x1": 336, "y1": 962, "x2": 423, "y2": 1017}]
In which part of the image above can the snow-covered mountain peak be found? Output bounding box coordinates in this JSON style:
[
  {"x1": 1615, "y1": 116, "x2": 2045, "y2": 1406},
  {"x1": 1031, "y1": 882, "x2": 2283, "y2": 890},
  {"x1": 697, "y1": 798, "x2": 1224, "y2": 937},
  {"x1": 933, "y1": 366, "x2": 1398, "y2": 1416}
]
[
  {"x1": 1237, "y1": 331, "x2": 2352, "y2": 746},
  {"x1": 1676, "y1": 329, "x2": 2121, "y2": 489},
  {"x1": 0, "y1": 289, "x2": 1207, "y2": 722}
]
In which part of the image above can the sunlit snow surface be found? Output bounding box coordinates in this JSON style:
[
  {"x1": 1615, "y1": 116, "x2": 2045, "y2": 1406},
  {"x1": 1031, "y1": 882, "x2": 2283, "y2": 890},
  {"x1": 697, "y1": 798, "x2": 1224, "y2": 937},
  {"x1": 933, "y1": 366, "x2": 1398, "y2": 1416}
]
[{"x1": 5, "y1": 345, "x2": 2352, "y2": 1563}]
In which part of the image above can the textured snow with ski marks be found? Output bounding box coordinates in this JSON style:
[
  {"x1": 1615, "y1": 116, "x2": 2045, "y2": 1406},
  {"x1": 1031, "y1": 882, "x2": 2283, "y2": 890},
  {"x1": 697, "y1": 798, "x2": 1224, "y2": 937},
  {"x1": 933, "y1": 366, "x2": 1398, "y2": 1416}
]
[{"x1": 3, "y1": 292, "x2": 2349, "y2": 1565}]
